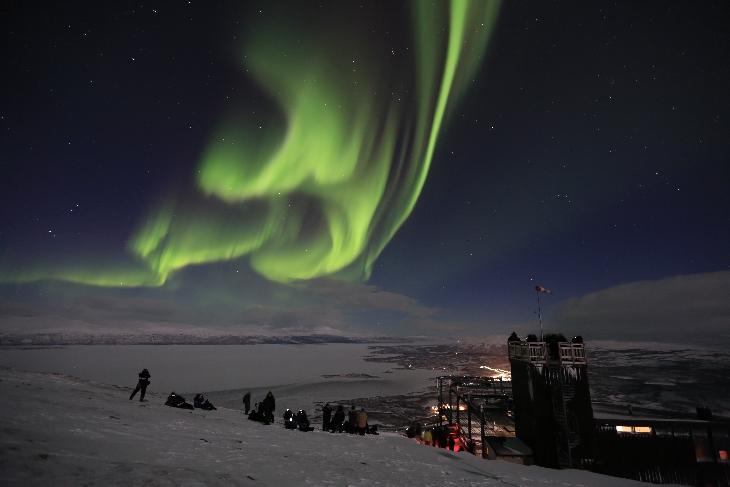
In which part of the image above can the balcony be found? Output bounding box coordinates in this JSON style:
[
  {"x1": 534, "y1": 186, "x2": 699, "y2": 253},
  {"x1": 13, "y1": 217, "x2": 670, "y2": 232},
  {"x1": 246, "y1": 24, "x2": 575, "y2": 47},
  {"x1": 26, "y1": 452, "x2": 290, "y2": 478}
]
[{"x1": 509, "y1": 341, "x2": 586, "y2": 365}]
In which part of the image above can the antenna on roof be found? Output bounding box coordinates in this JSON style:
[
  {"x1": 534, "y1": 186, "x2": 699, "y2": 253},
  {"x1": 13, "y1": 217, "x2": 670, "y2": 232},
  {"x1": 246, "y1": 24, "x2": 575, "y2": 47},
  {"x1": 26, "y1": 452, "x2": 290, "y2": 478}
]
[{"x1": 534, "y1": 285, "x2": 551, "y2": 341}]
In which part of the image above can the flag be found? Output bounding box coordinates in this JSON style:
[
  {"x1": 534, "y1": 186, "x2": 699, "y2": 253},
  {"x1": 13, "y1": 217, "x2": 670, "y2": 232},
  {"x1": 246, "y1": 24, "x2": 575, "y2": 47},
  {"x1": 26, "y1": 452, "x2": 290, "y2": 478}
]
[{"x1": 535, "y1": 285, "x2": 551, "y2": 294}]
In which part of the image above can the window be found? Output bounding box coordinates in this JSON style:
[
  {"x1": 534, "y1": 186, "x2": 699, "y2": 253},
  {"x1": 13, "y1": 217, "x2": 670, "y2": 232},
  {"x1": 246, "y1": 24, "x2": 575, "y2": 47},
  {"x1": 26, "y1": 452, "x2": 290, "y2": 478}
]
[{"x1": 615, "y1": 425, "x2": 652, "y2": 435}]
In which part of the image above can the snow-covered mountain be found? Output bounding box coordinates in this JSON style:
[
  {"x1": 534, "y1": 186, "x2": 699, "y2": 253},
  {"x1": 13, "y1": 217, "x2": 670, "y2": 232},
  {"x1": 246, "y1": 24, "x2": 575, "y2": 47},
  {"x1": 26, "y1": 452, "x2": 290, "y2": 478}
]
[{"x1": 0, "y1": 367, "x2": 648, "y2": 486}]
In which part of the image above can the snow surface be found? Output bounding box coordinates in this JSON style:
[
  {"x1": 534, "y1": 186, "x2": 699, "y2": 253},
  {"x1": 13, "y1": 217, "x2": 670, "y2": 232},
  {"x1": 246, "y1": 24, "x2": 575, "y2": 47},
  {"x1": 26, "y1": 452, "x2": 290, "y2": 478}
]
[{"x1": 0, "y1": 368, "x2": 651, "y2": 486}]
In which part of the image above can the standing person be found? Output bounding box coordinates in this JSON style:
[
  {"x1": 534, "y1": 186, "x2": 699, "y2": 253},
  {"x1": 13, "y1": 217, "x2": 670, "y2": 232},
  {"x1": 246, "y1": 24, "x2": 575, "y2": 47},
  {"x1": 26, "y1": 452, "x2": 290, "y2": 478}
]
[
  {"x1": 263, "y1": 391, "x2": 275, "y2": 423},
  {"x1": 356, "y1": 407, "x2": 368, "y2": 435},
  {"x1": 322, "y1": 403, "x2": 332, "y2": 431},
  {"x1": 422, "y1": 428, "x2": 432, "y2": 446},
  {"x1": 347, "y1": 406, "x2": 357, "y2": 434},
  {"x1": 242, "y1": 392, "x2": 251, "y2": 414},
  {"x1": 129, "y1": 368, "x2": 151, "y2": 401},
  {"x1": 331, "y1": 405, "x2": 345, "y2": 432}
]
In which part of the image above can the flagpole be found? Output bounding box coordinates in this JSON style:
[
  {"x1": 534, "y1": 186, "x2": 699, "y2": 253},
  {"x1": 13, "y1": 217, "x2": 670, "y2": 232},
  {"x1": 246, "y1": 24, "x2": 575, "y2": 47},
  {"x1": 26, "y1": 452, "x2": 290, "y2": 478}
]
[{"x1": 536, "y1": 289, "x2": 543, "y2": 341}]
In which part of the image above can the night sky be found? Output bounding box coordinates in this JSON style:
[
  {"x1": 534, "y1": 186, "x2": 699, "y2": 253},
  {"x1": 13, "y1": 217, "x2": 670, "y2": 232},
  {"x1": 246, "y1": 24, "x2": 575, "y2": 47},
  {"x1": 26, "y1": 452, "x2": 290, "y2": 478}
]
[{"x1": 1, "y1": 1, "x2": 728, "y2": 344}]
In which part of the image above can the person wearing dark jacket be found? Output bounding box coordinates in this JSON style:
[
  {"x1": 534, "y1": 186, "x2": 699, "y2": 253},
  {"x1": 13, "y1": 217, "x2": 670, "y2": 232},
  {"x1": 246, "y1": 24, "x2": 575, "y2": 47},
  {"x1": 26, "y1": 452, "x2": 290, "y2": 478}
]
[
  {"x1": 194, "y1": 393, "x2": 205, "y2": 408},
  {"x1": 283, "y1": 409, "x2": 297, "y2": 429},
  {"x1": 331, "y1": 405, "x2": 345, "y2": 432},
  {"x1": 347, "y1": 405, "x2": 358, "y2": 434},
  {"x1": 242, "y1": 392, "x2": 251, "y2": 414},
  {"x1": 129, "y1": 368, "x2": 151, "y2": 401},
  {"x1": 194, "y1": 393, "x2": 217, "y2": 410},
  {"x1": 248, "y1": 403, "x2": 260, "y2": 422},
  {"x1": 165, "y1": 392, "x2": 194, "y2": 410},
  {"x1": 263, "y1": 391, "x2": 275, "y2": 422},
  {"x1": 296, "y1": 410, "x2": 311, "y2": 431},
  {"x1": 264, "y1": 391, "x2": 275, "y2": 410},
  {"x1": 322, "y1": 403, "x2": 332, "y2": 431}
]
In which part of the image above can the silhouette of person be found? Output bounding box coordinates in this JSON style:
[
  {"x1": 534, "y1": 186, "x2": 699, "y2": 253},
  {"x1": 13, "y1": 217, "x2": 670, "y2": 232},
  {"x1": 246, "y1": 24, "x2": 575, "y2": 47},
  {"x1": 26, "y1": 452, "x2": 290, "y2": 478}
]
[
  {"x1": 296, "y1": 409, "x2": 310, "y2": 431},
  {"x1": 347, "y1": 405, "x2": 357, "y2": 433},
  {"x1": 322, "y1": 403, "x2": 332, "y2": 431},
  {"x1": 284, "y1": 408, "x2": 297, "y2": 429},
  {"x1": 356, "y1": 407, "x2": 368, "y2": 435},
  {"x1": 129, "y1": 368, "x2": 151, "y2": 401},
  {"x1": 243, "y1": 391, "x2": 251, "y2": 414},
  {"x1": 331, "y1": 405, "x2": 345, "y2": 432},
  {"x1": 263, "y1": 391, "x2": 275, "y2": 422}
]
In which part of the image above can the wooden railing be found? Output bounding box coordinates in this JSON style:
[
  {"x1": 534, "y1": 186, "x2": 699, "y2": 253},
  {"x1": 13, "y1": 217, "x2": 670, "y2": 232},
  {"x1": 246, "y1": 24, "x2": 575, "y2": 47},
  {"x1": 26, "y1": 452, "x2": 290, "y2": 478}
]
[{"x1": 509, "y1": 341, "x2": 586, "y2": 364}]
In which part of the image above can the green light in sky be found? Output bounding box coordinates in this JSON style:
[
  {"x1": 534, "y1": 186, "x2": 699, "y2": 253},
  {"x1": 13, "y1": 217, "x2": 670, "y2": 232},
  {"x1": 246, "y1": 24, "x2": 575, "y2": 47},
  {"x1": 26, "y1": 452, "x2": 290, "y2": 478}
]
[{"x1": 2, "y1": 0, "x2": 500, "y2": 287}]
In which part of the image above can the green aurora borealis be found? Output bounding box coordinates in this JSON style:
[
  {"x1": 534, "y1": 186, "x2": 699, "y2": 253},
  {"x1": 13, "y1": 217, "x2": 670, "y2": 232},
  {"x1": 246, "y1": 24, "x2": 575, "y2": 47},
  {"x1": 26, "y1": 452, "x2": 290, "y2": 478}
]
[{"x1": 4, "y1": 0, "x2": 500, "y2": 287}]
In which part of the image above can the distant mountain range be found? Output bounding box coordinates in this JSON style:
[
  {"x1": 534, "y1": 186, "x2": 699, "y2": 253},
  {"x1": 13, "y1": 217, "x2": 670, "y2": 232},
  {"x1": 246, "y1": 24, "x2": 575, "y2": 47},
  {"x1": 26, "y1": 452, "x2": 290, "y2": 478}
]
[{"x1": 0, "y1": 333, "x2": 411, "y2": 346}]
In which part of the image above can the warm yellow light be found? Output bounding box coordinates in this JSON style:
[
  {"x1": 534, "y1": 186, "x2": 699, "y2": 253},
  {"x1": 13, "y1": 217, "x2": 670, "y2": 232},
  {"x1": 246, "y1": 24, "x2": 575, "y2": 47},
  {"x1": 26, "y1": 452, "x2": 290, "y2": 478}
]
[{"x1": 615, "y1": 425, "x2": 652, "y2": 434}]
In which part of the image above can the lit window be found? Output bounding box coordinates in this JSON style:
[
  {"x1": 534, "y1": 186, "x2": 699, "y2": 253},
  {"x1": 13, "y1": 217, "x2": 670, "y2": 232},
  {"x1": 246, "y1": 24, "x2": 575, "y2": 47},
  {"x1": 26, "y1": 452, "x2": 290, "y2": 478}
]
[{"x1": 615, "y1": 425, "x2": 652, "y2": 434}]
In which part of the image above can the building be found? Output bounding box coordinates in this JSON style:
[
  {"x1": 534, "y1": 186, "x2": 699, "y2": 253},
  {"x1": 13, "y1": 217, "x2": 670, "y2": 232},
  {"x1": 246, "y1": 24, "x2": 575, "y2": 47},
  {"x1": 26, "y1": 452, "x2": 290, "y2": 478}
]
[
  {"x1": 591, "y1": 415, "x2": 730, "y2": 484},
  {"x1": 508, "y1": 333, "x2": 594, "y2": 468},
  {"x1": 435, "y1": 375, "x2": 533, "y2": 464}
]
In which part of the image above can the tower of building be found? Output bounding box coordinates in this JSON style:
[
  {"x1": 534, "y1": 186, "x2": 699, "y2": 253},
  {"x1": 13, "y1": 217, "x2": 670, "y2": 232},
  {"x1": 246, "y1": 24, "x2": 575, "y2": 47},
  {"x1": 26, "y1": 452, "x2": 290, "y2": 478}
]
[{"x1": 508, "y1": 333, "x2": 594, "y2": 468}]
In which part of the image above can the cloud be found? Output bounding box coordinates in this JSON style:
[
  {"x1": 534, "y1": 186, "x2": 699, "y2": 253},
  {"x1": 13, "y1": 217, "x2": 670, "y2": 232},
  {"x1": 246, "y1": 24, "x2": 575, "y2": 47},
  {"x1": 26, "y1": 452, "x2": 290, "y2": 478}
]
[
  {"x1": 552, "y1": 271, "x2": 730, "y2": 345},
  {"x1": 0, "y1": 274, "x2": 449, "y2": 337},
  {"x1": 302, "y1": 279, "x2": 438, "y2": 318}
]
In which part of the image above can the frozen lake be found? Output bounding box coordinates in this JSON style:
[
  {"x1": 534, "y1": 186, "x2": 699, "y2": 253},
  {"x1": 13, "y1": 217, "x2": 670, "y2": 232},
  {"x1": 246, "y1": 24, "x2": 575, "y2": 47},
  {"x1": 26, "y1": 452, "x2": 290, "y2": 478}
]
[{"x1": 0, "y1": 343, "x2": 438, "y2": 400}]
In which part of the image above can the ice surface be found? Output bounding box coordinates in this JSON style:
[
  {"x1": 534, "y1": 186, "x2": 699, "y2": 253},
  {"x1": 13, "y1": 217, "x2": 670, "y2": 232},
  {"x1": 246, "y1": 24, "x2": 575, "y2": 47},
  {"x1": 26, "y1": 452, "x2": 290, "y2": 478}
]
[{"x1": 0, "y1": 344, "x2": 436, "y2": 393}]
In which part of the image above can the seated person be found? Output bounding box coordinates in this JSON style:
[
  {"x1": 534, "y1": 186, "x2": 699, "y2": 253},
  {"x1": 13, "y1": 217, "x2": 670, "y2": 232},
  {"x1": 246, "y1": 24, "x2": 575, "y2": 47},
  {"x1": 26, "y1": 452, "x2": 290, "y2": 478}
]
[
  {"x1": 283, "y1": 409, "x2": 297, "y2": 429},
  {"x1": 165, "y1": 392, "x2": 194, "y2": 410},
  {"x1": 296, "y1": 410, "x2": 312, "y2": 431}
]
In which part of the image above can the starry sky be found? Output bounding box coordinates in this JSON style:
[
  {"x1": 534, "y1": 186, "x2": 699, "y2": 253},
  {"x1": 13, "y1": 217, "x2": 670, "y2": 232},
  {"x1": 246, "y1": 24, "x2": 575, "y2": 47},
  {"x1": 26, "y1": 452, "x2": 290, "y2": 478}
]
[{"x1": 1, "y1": 1, "x2": 728, "y2": 344}]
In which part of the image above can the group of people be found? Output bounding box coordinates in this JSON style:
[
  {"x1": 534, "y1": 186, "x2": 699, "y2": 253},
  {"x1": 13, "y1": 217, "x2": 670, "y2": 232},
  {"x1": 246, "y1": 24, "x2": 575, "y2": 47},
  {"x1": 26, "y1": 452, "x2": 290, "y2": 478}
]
[
  {"x1": 129, "y1": 368, "x2": 218, "y2": 411},
  {"x1": 406, "y1": 422, "x2": 468, "y2": 452},
  {"x1": 164, "y1": 392, "x2": 218, "y2": 411},
  {"x1": 321, "y1": 404, "x2": 377, "y2": 435},
  {"x1": 283, "y1": 409, "x2": 313, "y2": 431},
  {"x1": 129, "y1": 370, "x2": 377, "y2": 436},
  {"x1": 242, "y1": 395, "x2": 378, "y2": 435},
  {"x1": 244, "y1": 391, "x2": 276, "y2": 425},
  {"x1": 244, "y1": 391, "x2": 314, "y2": 433}
]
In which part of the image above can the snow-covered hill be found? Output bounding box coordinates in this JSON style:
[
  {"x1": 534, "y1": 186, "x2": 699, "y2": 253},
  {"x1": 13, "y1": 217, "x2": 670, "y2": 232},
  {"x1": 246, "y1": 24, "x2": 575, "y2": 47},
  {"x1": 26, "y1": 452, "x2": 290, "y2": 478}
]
[{"x1": 0, "y1": 368, "x2": 646, "y2": 486}]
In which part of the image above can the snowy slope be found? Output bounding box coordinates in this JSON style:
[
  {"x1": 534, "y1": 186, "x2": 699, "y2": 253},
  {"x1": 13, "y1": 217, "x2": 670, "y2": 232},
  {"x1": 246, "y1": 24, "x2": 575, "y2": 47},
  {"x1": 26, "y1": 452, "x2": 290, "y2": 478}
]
[{"x1": 0, "y1": 368, "x2": 649, "y2": 486}]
